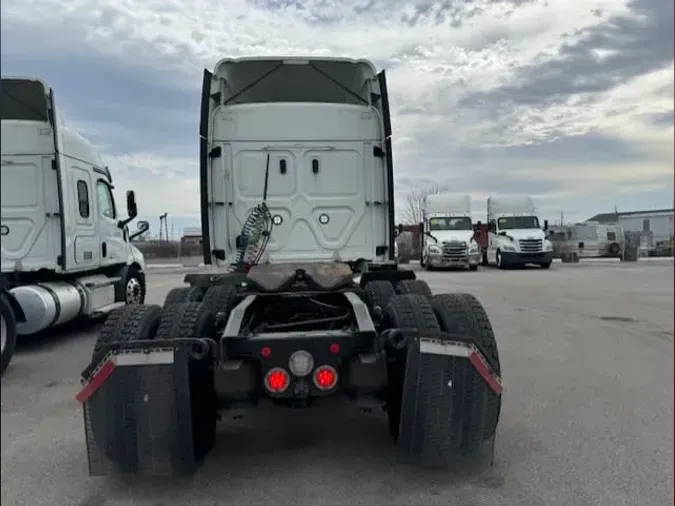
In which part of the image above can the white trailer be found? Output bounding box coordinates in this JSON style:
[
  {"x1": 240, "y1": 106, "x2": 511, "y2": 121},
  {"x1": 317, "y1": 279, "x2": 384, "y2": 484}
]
[
  {"x1": 1, "y1": 77, "x2": 149, "y2": 375},
  {"x1": 420, "y1": 194, "x2": 480, "y2": 271},
  {"x1": 485, "y1": 196, "x2": 553, "y2": 269}
]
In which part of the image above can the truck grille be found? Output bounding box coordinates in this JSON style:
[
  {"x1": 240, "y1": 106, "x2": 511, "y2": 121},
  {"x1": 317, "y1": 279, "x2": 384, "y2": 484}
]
[
  {"x1": 442, "y1": 241, "x2": 467, "y2": 260},
  {"x1": 519, "y1": 239, "x2": 542, "y2": 253}
]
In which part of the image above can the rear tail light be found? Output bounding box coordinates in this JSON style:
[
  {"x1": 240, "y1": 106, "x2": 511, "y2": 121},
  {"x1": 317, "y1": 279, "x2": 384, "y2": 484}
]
[
  {"x1": 264, "y1": 367, "x2": 290, "y2": 393},
  {"x1": 313, "y1": 365, "x2": 338, "y2": 391}
]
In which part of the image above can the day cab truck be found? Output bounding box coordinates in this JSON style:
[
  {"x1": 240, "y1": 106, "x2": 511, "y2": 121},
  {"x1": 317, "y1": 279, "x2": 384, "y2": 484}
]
[
  {"x1": 420, "y1": 194, "x2": 480, "y2": 271},
  {"x1": 485, "y1": 195, "x2": 553, "y2": 269},
  {"x1": 0, "y1": 77, "x2": 149, "y2": 376},
  {"x1": 75, "y1": 57, "x2": 503, "y2": 477}
]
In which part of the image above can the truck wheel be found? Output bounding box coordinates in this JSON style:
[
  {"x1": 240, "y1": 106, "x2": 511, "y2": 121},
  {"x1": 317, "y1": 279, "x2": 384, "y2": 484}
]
[
  {"x1": 1, "y1": 294, "x2": 18, "y2": 377},
  {"x1": 469, "y1": 264, "x2": 479, "y2": 272},
  {"x1": 163, "y1": 286, "x2": 204, "y2": 306},
  {"x1": 114, "y1": 266, "x2": 146, "y2": 305},
  {"x1": 539, "y1": 261, "x2": 552, "y2": 270},
  {"x1": 496, "y1": 250, "x2": 507, "y2": 270},
  {"x1": 364, "y1": 280, "x2": 395, "y2": 313},
  {"x1": 382, "y1": 294, "x2": 441, "y2": 440},
  {"x1": 87, "y1": 304, "x2": 162, "y2": 470},
  {"x1": 201, "y1": 285, "x2": 238, "y2": 325},
  {"x1": 395, "y1": 279, "x2": 432, "y2": 298},
  {"x1": 431, "y1": 293, "x2": 501, "y2": 451},
  {"x1": 155, "y1": 302, "x2": 217, "y2": 461}
]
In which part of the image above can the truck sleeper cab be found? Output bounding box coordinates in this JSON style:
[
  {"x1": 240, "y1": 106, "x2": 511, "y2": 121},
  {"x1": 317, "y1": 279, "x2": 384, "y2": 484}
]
[
  {"x1": 1, "y1": 77, "x2": 147, "y2": 375},
  {"x1": 200, "y1": 57, "x2": 396, "y2": 271},
  {"x1": 420, "y1": 194, "x2": 480, "y2": 271},
  {"x1": 485, "y1": 196, "x2": 553, "y2": 269}
]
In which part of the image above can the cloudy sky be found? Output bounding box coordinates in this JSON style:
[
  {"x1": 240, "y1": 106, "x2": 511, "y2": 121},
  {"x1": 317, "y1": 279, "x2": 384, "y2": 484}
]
[{"x1": 2, "y1": 0, "x2": 673, "y2": 236}]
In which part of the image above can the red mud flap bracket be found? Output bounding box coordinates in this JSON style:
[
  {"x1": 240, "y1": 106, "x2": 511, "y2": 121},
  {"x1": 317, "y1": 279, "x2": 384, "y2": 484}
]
[
  {"x1": 418, "y1": 338, "x2": 503, "y2": 394},
  {"x1": 76, "y1": 346, "x2": 198, "y2": 476},
  {"x1": 397, "y1": 336, "x2": 503, "y2": 468}
]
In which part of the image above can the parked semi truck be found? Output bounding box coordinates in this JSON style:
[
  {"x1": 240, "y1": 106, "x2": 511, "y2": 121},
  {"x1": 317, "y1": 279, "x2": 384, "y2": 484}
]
[
  {"x1": 0, "y1": 77, "x2": 149, "y2": 376},
  {"x1": 75, "y1": 57, "x2": 503, "y2": 476},
  {"x1": 420, "y1": 194, "x2": 480, "y2": 271},
  {"x1": 485, "y1": 196, "x2": 553, "y2": 269}
]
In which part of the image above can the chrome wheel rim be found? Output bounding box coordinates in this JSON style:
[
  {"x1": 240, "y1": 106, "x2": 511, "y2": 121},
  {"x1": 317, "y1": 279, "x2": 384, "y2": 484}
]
[{"x1": 126, "y1": 277, "x2": 142, "y2": 304}]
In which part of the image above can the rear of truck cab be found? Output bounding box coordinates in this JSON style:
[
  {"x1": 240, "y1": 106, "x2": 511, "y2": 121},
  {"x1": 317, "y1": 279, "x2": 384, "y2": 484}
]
[{"x1": 199, "y1": 57, "x2": 397, "y2": 270}]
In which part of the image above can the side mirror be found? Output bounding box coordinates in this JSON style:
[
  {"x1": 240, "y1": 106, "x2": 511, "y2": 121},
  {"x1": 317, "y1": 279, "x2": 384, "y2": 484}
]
[
  {"x1": 126, "y1": 190, "x2": 138, "y2": 219},
  {"x1": 476, "y1": 221, "x2": 482, "y2": 227},
  {"x1": 129, "y1": 220, "x2": 150, "y2": 241},
  {"x1": 543, "y1": 219, "x2": 549, "y2": 231},
  {"x1": 394, "y1": 223, "x2": 403, "y2": 237}
]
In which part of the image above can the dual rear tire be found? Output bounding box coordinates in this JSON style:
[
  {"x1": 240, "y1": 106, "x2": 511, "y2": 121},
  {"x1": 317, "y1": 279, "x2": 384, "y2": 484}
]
[
  {"x1": 382, "y1": 292, "x2": 501, "y2": 461},
  {"x1": 87, "y1": 300, "x2": 223, "y2": 471}
]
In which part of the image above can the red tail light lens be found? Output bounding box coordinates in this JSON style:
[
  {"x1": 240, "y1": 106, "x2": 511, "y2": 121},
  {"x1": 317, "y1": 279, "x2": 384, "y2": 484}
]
[
  {"x1": 264, "y1": 368, "x2": 290, "y2": 393},
  {"x1": 313, "y1": 365, "x2": 338, "y2": 390}
]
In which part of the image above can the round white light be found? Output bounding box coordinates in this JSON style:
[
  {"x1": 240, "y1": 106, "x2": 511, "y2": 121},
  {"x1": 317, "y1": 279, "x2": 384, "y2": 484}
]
[
  {"x1": 288, "y1": 350, "x2": 314, "y2": 377},
  {"x1": 272, "y1": 215, "x2": 283, "y2": 226},
  {"x1": 318, "y1": 214, "x2": 329, "y2": 225}
]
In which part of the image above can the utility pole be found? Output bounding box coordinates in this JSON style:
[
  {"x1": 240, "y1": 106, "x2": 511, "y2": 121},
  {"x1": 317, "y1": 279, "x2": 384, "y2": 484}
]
[
  {"x1": 560, "y1": 210, "x2": 564, "y2": 226},
  {"x1": 159, "y1": 213, "x2": 168, "y2": 242}
]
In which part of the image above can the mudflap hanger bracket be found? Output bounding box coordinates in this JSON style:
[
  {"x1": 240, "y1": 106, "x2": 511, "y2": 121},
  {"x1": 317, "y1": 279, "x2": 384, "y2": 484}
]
[{"x1": 75, "y1": 329, "x2": 503, "y2": 476}]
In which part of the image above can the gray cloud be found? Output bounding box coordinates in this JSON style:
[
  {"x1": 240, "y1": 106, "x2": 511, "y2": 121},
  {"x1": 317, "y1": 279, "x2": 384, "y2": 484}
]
[{"x1": 457, "y1": 0, "x2": 673, "y2": 109}]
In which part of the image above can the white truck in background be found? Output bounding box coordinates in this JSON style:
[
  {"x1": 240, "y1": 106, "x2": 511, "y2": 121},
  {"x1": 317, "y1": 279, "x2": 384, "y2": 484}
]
[
  {"x1": 485, "y1": 196, "x2": 553, "y2": 269},
  {"x1": 420, "y1": 194, "x2": 480, "y2": 271},
  {"x1": 0, "y1": 77, "x2": 149, "y2": 376}
]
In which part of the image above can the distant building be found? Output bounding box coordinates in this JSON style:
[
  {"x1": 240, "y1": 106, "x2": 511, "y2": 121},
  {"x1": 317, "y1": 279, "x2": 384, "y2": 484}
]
[
  {"x1": 586, "y1": 208, "x2": 674, "y2": 245},
  {"x1": 181, "y1": 227, "x2": 202, "y2": 246}
]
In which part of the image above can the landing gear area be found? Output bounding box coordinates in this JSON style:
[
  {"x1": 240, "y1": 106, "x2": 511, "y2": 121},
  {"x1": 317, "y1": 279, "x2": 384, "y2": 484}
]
[{"x1": 75, "y1": 263, "x2": 503, "y2": 476}]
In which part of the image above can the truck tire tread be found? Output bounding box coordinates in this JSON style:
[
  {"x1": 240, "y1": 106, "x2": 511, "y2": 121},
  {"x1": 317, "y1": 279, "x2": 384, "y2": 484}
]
[
  {"x1": 87, "y1": 304, "x2": 162, "y2": 470},
  {"x1": 395, "y1": 279, "x2": 432, "y2": 297},
  {"x1": 201, "y1": 285, "x2": 238, "y2": 325},
  {"x1": 154, "y1": 302, "x2": 217, "y2": 461},
  {"x1": 382, "y1": 294, "x2": 440, "y2": 440},
  {"x1": 364, "y1": 280, "x2": 396, "y2": 313},
  {"x1": 431, "y1": 293, "x2": 501, "y2": 450},
  {"x1": 1, "y1": 293, "x2": 18, "y2": 377}
]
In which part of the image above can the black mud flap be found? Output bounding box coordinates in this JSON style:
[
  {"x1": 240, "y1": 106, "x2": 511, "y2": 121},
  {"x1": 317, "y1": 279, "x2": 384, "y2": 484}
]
[
  {"x1": 397, "y1": 336, "x2": 502, "y2": 468},
  {"x1": 77, "y1": 346, "x2": 198, "y2": 476}
]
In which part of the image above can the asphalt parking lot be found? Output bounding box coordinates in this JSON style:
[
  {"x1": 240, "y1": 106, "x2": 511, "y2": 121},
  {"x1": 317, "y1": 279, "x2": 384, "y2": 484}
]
[{"x1": 2, "y1": 260, "x2": 673, "y2": 506}]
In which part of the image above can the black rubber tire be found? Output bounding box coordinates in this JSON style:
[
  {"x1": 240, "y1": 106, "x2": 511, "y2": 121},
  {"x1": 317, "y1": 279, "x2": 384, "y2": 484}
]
[
  {"x1": 88, "y1": 304, "x2": 162, "y2": 469},
  {"x1": 201, "y1": 285, "x2": 238, "y2": 324},
  {"x1": 1, "y1": 293, "x2": 18, "y2": 377},
  {"x1": 496, "y1": 250, "x2": 507, "y2": 270},
  {"x1": 163, "y1": 286, "x2": 204, "y2": 306},
  {"x1": 469, "y1": 264, "x2": 479, "y2": 272},
  {"x1": 115, "y1": 266, "x2": 146, "y2": 305},
  {"x1": 155, "y1": 302, "x2": 217, "y2": 461},
  {"x1": 431, "y1": 293, "x2": 501, "y2": 450},
  {"x1": 540, "y1": 261, "x2": 552, "y2": 270},
  {"x1": 382, "y1": 294, "x2": 441, "y2": 441},
  {"x1": 609, "y1": 242, "x2": 621, "y2": 256},
  {"x1": 364, "y1": 280, "x2": 395, "y2": 312},
  {"x1": 91, "y1": 303, "x2": 162, "y2": 367},
  {"x1": 395, "y1": 279, "x2": 432, "y2": 298}
]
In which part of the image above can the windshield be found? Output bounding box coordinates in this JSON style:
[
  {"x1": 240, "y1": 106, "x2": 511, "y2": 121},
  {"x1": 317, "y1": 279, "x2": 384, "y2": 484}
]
[
  {"x1": 428, "y1": 216, "x2": 473, "y2": 231},
  {"x1": 497, "y1": 216, "x2": 540, "y2": 230}
]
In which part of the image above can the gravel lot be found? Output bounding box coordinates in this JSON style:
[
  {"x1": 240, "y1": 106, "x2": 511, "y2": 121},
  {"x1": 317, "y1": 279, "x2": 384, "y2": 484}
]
[{"x1": 2, "y1": 260, "x2": 673, "y2": 506}]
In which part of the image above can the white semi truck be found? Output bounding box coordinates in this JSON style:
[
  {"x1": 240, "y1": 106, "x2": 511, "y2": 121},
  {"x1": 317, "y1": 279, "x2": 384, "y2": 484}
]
[
  {"x1": 74, "y1": 57, "x2": 504, "y2": 476},
  {"x1": 0, "y1": 77, "x2": 149, "y2": 376},
  {"x1": 485, "y1": 196, "x2": 553, "y2": 269},
  {"x1": 420, "y1": 194, "x2": 480, "y2": 271}
]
